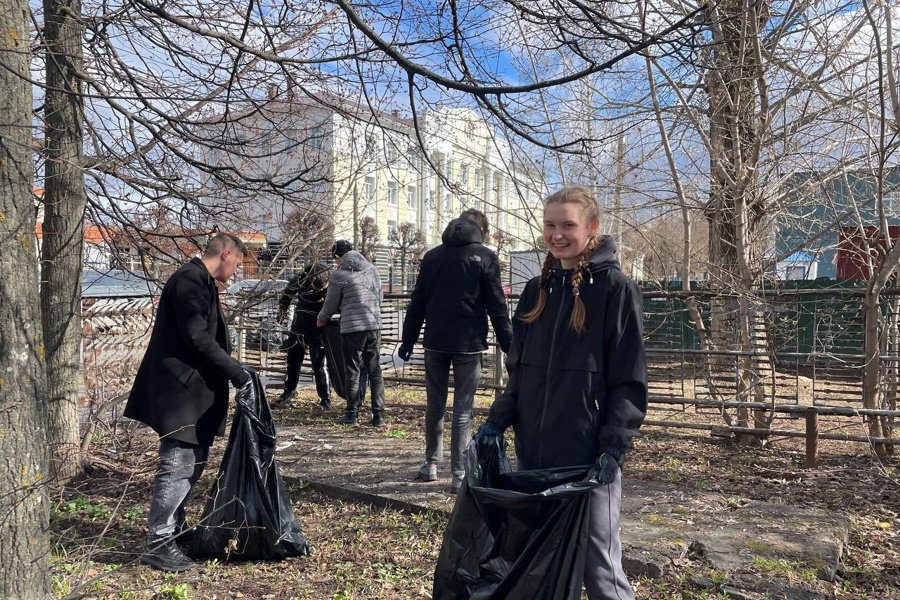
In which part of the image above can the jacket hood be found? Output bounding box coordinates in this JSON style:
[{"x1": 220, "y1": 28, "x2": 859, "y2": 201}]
[
  {"x1": 339, "y1": 250, "x2": 370, "y2": 272},
  {"x1": 441, "y1": 218, "x2": 484, "y2": 247},
  {"x1": 587, "y1": 235, "x2": 619, "y2": 271},
  {"x1": 309, "y1": 260, "x2": 329, "y2": 274},
  {"x1": 543, "y1": 235, "x2": 620, "y2": 292},
  {"x1": 548, "y1": 234, "x2": 620, "y2": 273}
]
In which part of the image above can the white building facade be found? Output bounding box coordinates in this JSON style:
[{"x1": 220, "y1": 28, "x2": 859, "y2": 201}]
[{"x1": 199, "y1": 96, "x2": 547, "y2": 263}]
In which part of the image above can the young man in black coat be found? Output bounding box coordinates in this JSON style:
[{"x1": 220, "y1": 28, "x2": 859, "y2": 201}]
[
  {"x1": 124, "y1": 233, "x2": 254, "y2": 572},
  {"x1": 399, "y1": 209, "x2": 512, "y2": 493}
]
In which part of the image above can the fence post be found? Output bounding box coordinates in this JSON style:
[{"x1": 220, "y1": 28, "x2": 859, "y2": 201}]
[
  {"x1": 236, "y1": 316, "x2": 246, "y2": 365},
  {"x1": 805, "y1": 407, "x2": 819, "y2": 468},
  {"x1": 494, "y1": 343, "x2": 503, "y2": 401}
]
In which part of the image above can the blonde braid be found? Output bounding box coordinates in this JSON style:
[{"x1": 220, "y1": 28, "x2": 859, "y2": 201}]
[
  {"x1": 522, "y1": 251, "x2": 556, "y2": 324},
  {"x1": 569, "y1": 239, "x2": 596, "y2": 334}
]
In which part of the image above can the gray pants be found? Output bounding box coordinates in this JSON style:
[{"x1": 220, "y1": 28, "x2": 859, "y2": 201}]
[
  {"x1": 584, "y1": 472, "x2": 634, "y2": 600},
  {"x1": 147, "y1": 438, "x2": 209, "y2": 541},
  {"x1": 423, "y1": 350, "x2": 482, "y2": 479},
  {"x1": 342, "y1": 329, "x2": 385, "y2": 417}
]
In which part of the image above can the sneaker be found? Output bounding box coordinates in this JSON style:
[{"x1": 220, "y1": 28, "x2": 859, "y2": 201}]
[
  {"x1": 140, "y1": 540, "x2": 196, "y2": 572},
  {"x1": 371, "y1": 414, "x2": 385, "y2": 427},
  {"x1": 449, "y1": 474, "x2": 463, "y2": 495},
  {"x1": 334, "y1": 413, "x2": 359, "y2": 426},
  {"x1": 273, "y1": 390, "x2": 296, "y2": 406},
  {"x1": 415, "y1": 461, "x2": 438, "y2": 482},
  {"x1": 319, "y1": 398, "x2": 332, "y2": 410}
]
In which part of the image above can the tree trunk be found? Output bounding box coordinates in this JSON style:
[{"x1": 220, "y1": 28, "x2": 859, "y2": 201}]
[
  {"x1": 862, "y1": 287, "x2": 887, "y2": 456},
  {"x1": 0, "y1": 0, "x2": 52, "y2": 595},
  {"x1": 400, "y1": 248, "x2": 407, "y2": 292},
  {"x1": 41, "y1": 0, "x2": 87, "y2": 480},
  {"x1": 706, "y1": 0, "x2": 770, "y2": 443}
]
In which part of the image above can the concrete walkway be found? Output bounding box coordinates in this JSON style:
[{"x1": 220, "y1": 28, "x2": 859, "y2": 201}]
[{"x1": 271, "y1": 402, "x2": 849, "y2": 600}]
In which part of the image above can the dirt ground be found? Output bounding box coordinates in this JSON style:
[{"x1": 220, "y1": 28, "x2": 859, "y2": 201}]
[{"x1": 50, "y1": 387, "x2": 900, "y2": 600}]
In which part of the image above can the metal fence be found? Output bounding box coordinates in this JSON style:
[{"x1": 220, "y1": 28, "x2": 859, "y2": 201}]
[{"x1": 80, "y1": 284, "x2": 900, "y2": 453}]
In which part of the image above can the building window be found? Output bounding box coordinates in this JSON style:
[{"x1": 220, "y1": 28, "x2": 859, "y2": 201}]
[
  {"x1": 364, "y1": 176, "x2": 376, "y2": 205},
  {"x1": 459, "y1": 163, "x2": 469, "y2": 187},
  {"x1": 307, "y1": 126, "x2": 324, "y2": 151},
  {"x1": 408, "y1": 148, "x2": 422, "y2": 172},
  {"x1": 387, "y1": 219, "x2": 398, "y2": 237},
  {"x1": 387, "y1": 180, "x2": 398, "y2": 206},
  {"x1": 385, "y1": 139, "x2": 399, "y2": 163},
  {"x1": 514, "y1": 208, "x2": 524, "y2": 227},
  {"x1": 466, "y1": 121, "x2": 476, "y2": 139},
  {"x1": 407, "y1": 184, "x2": 417, "y2": 208},
  {"x1": 786, "y1": 265, "x2": 807, "y2": 280},
  {"x1": 885, "y1": 191, "x2": 900, "y2": 213},
  {"x1": 365, "y1": 132, "x2": 377, "y2": 155}
]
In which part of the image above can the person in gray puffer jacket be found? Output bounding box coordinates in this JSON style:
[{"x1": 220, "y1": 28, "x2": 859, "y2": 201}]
[{"x1": 317, "y1": 243, "x2": 386, "y2": 426}]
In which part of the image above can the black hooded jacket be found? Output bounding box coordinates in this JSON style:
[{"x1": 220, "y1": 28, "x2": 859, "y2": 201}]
[
  {"x1": 402, "y1": 218, "x2": 513, "y2": 354},
  {"x1": 487, "y1": 236, "x2": 647, "y2": 470},
  {"x1": 279, "y1": 262, "x2": 329, "y2": 336}
]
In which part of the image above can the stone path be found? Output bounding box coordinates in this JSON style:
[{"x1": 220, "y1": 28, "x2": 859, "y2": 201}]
[{"x1": 271, "y1": 402, "x2": 850, "y2": 600}]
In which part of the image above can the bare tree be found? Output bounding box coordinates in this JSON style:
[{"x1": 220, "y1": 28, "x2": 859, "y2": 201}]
[
  {"x1": 388, "y1": 221, "x2": 426, "y2": 291},
  {"x1": 0, "y1": 0, "x2": 52, "y2": 593},
  {"x1": 27, "y1": 4, "x2": 351, "y2": 482},
  {"x1": 853, "y1": 2, "x2": 900, "y2": 455},
  {"x1": 275, "y1": 208, "x2": 336, "y2": 270},
  {"x1": 39, "y1": 0, "x2": 87, "y2": 480},
  {"x1": 357, "y1": 215, "x2": 380, "y2": 260}
]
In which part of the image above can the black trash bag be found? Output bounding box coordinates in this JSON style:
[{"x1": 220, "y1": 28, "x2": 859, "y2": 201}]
[
  {"x1": 190, "y1": 371, "x2": 311, "y2": 560},
  {"x1": 322, "y1": 319, "x2": 368, "y2": 402},
  {"x1": 322, "y1": 320, "x2": 347, "y2": 400},
  {"x1": 433, "y1": 435, "x2": 599, "y2": 600}
]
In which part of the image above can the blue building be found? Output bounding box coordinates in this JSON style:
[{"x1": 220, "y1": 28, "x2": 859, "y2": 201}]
[{"x1": 775, "y1": 167, "x2": 900, "y2": 279}]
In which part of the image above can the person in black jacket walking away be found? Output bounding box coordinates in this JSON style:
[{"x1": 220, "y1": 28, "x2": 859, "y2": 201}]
[
  {"x1": 476, "y1": 187, "x2": 647, "y2": 600},
  {"x1": 400, "y1": 209, "x2": 512, "y2": 494},
  {"x1": 124, "y1": 233, "x2": 255, "y2": 573},
  {"x1": 274, "y1": 262, "x2": 331, "y2": 409}
]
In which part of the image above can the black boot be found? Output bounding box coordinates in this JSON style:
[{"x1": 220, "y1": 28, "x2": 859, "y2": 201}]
[
  {"x1": 371, "y1": 412, "x2": 386, "y2": 427},
  {"x1": 334, "y1": 412, "x2": 358, "y2": 426},
  {"x1": 319, "y1": 396, "x2": 332, "y2": 410},
  {"x1": 274, "y1": 389, "x2": 296, "y2": 406},
  {"x1": 140, "y1": 538, "x2": 196, "y2": 572}
]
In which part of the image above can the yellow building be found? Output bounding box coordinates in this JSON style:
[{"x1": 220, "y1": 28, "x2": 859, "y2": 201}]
[{"x1": 201, "y1": 94, "x2": 547, "y2": 281}]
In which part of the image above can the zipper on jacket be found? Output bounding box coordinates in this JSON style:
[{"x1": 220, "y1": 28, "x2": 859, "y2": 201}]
[{"x1": 538, "y1": 272, "x2": 568, "y2": 467}]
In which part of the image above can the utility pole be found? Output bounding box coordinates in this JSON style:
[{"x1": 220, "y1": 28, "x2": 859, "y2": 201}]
[
  {"x1": 353, "y1": 183, "x2": 359, "y2": 244},
  {"x1": 613, "y1": 129, "x2": 626, "y2": 241}
]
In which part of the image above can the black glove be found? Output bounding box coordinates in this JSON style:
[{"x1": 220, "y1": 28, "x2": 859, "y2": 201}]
[
  {"x1": 592, "y1": 453, "x2": 619, "y2": 485},
  {"x1": 398, "y1": 344, "x2": 413, "y2": 361},
  {"x1": 231, "y1": 368, "x2": 251, "y2": 388},
  {"x1": 474, "y1": 421, "x2": 503, "y2": 441}
]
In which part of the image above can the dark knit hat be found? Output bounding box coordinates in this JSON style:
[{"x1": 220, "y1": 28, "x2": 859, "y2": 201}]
[{"x1": 332, "y1": 239, "x2": 353, "y2": 258}]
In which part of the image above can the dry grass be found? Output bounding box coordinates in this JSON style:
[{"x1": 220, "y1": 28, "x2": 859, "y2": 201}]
[{"x1": 51, "y1": 385, "x2": 900, "y2": 600}]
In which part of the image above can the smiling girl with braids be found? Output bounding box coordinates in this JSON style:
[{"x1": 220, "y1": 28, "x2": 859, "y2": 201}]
[{"x1": 476, "y1": 186, "x2": 647, "y2": 600}]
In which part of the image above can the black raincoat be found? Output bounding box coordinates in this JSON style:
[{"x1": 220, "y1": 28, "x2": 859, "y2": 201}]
[{"x1": 487, "y1": 236, "x2": 647, "y2": 469}]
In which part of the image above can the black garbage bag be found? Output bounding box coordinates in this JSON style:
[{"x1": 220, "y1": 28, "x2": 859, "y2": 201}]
[
  {"x1": 190, "y1": 371, "x2": 311, "y2": 560},
  {"x1": 433, "y1": 435, "x2": 599, "y2": 600},
  {"x1": 322, "y1": 319, "x2": 368, "y2": 402},
  {"x1": 322, "y1": 320, "x2": 347, "y2": 400}
]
